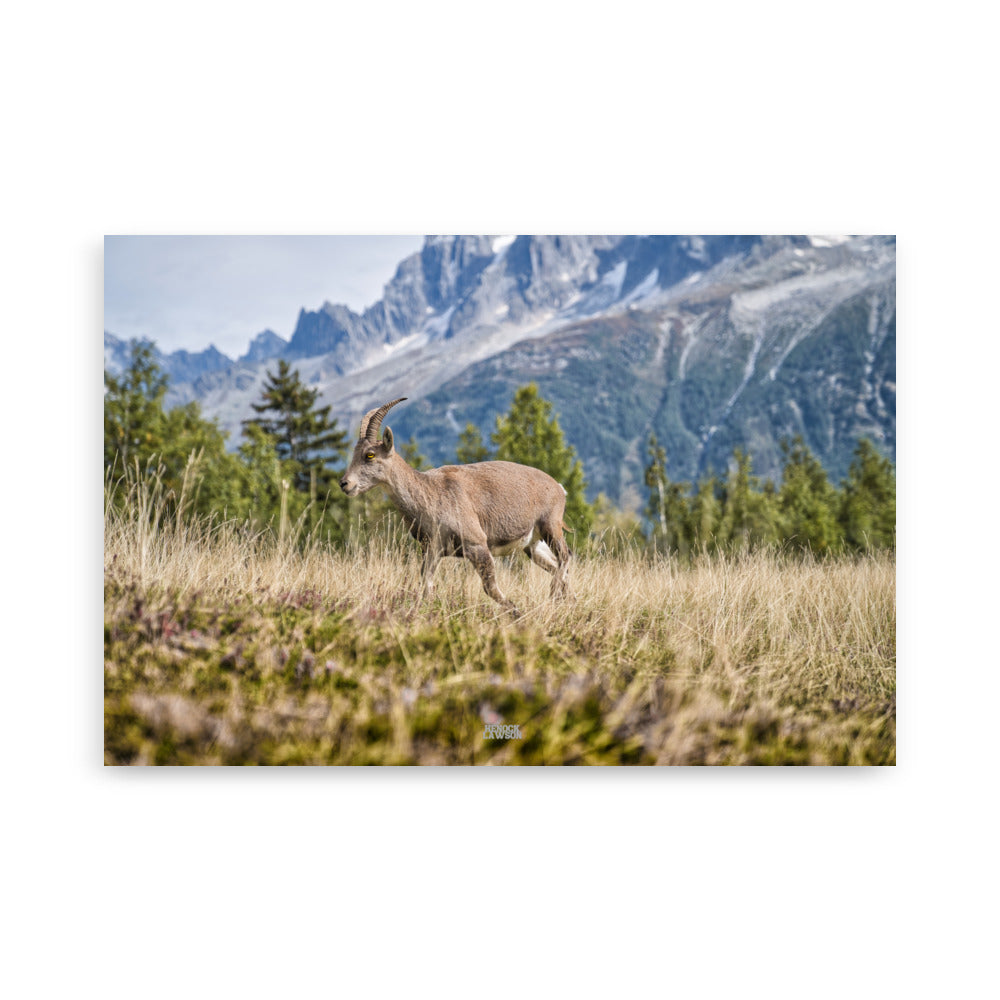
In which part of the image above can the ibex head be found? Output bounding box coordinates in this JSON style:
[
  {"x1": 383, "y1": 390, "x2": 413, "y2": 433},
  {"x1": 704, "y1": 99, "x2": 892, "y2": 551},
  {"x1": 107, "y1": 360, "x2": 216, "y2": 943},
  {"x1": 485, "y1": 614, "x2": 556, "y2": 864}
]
[{"x1": 339, "y1": 397, "x2": 407, "y2": 496}]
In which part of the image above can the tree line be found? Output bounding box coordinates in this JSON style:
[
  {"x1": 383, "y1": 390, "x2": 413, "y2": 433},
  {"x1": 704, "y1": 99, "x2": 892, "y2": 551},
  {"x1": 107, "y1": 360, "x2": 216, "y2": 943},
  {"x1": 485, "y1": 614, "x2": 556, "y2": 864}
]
[
  {"x1": 105, "y1": 339, "x2": 895, "y2": 554},
  {"x1": 638, "y1": 433, "x2": 894, "y2": 556}
]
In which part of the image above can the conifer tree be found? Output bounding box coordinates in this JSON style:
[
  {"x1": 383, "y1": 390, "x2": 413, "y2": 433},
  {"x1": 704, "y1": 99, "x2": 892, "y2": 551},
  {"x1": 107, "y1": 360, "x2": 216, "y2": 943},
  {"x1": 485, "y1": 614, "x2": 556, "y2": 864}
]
[
  {"x1": 718, "y1": 448, "x2": 752, "y2": 548},
  {"x1": 491, "y1": 383, "x2": 593, "y2": 537},
  {"x1": 456, "y1": 422, "x2": 491, "y2": 464},
  {"x1": 643, "y1": 432, "x2": 691, "y2": 555},
  {"x1": 689, "y1": 474, "x2": 722, "y2": 551},
  {"x1": 839, "y1": 438, "x2": 896, "y2": 550},
  {"x1": 242, "y1": 360, "x2": 349, "y2": 497},
  {"x1": 777, "y1": 436, "x2": 840, "y2": 553},
  {"x1": 718, "y1": 447, "x2": 780, "y2": 550}
]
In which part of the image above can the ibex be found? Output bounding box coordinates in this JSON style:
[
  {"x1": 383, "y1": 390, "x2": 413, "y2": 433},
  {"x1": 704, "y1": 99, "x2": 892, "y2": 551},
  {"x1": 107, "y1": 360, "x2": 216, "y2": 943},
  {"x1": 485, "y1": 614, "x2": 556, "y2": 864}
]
[{"x1": 340, "y1": 397, "x2": 571, "y2": 615}]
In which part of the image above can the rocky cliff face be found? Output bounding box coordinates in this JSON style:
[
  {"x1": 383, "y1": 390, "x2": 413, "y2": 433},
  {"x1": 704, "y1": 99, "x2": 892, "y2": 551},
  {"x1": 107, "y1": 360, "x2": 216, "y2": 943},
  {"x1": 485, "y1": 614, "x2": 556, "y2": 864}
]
[
  {"x1": 274, "y1": 236, "x2": 767, "y2": 376},
  {"x1": 105, "y1": 235, "x2": 895, "y2": 508}
]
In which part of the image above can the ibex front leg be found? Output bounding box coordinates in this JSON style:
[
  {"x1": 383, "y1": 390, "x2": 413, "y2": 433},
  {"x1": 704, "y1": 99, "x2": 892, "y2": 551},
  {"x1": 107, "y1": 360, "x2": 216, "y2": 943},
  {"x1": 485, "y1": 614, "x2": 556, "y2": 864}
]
[
  {"x1": 465, "y1": 543, "x2": 520, "y2": 617},
  {"x1": 419, "y1": 542, "x2": 442, "y2": 601}
]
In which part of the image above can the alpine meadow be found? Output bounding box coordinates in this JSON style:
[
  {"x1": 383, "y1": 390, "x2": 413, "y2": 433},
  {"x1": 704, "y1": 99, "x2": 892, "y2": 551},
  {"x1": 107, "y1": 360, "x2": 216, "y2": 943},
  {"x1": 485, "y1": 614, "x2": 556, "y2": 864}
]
[{"x1": 104, "y1": 235, "x2": 896, "y2": 766}]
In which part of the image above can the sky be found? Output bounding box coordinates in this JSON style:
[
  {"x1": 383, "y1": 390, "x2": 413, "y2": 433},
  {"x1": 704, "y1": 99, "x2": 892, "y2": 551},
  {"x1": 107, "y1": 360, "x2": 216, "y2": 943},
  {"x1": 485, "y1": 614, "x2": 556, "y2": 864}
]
[{"x1": 104, "y1": 235, "x2": 426, "y2": 358}]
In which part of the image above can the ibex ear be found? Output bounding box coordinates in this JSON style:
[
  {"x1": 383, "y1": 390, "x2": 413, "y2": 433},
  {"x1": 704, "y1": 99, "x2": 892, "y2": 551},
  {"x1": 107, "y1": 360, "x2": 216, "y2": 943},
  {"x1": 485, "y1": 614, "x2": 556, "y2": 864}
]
[{"x1": 382, "y1": 426, "x2": 395, "y2": 454}]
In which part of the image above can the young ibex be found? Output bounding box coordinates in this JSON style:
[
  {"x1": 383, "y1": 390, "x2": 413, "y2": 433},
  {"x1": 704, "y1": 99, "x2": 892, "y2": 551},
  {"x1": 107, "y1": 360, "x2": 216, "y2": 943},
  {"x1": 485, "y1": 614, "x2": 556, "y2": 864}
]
[{"x1": 340, "y1": 397, "x2": 571, "y2": 615}]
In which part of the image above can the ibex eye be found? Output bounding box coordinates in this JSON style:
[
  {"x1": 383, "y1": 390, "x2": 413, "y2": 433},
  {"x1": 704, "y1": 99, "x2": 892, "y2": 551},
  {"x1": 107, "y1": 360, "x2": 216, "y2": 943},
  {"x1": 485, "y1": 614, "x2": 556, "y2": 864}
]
[{"x1": 365, "y1": 452, "x2": 375, "y2": 461}]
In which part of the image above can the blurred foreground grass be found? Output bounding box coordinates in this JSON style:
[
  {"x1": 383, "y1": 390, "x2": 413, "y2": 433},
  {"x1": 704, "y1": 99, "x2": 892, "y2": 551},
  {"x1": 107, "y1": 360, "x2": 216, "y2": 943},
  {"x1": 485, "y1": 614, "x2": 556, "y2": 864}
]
[{"x1": 104, "y1": 474, "x2": 895, "y2": 765}]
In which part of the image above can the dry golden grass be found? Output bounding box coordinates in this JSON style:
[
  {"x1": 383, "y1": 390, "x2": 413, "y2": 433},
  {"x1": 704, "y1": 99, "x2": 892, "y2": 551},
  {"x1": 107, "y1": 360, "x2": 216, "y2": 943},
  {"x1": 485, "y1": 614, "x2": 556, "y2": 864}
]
[{"x1": 104, "y1": 487, "x2": 895, "y2": 765}]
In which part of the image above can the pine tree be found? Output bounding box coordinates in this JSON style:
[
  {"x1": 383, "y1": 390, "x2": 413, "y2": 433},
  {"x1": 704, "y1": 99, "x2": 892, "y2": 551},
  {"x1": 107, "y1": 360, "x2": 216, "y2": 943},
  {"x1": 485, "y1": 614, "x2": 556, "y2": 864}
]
[
  {"x1": 242, "y1": 360, "x2": 349, "y2": 497},
  {"x1": 491, "y1": 383, "x2": 593, "y2": 537},
  {"x1": 839, "y1": 438, "x2": 896, "y2": 550},
  {"x1": 456, "y1": 422, "x2": 490, "y2": 464},
  {"x1": 104, "y1": 339, "x2": 167, "y2": 470}
]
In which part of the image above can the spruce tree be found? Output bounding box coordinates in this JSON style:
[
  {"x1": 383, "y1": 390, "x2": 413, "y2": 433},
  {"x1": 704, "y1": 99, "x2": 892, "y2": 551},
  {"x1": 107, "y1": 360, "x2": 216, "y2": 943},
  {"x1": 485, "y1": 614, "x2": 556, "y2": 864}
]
[
  {"x1": 689, "y1": 474, "x2": 722, "y2": 551},
  {"x1": 718, "y1": 447, "x2": 780, "y2": 550},
  {"x1": 491, "y1": 383, "x2": 593, "y2": 537},
  {"x1": 718, "y1": 448, "x2": 753, "y2": 548},
  {"x1": 839, "y1": 438, "x2": 896, "y2": 550},
  {"x1": 777, "y1": 436, "x2": 840, "y2": 553},
  {"x1": 242, "y1": 360, "x2": 349, "y2": 497}
]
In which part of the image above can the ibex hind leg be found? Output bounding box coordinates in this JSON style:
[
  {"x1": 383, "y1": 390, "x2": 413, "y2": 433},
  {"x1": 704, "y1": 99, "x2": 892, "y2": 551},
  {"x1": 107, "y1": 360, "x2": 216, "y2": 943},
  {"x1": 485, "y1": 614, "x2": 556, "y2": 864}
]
[
  {"x1": 525, "y1": 538, "x2": 559, "y2": 574},
  {"x1": 540, "y1": 523, "x2": 571, "y2": 599}
]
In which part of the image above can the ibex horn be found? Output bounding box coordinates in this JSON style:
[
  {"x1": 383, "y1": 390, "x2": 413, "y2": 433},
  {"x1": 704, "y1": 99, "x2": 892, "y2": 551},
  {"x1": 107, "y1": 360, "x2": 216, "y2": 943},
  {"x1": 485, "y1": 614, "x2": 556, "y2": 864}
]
[{"x1": 360, "y1": 397, "x2": 407, "y2": 441}]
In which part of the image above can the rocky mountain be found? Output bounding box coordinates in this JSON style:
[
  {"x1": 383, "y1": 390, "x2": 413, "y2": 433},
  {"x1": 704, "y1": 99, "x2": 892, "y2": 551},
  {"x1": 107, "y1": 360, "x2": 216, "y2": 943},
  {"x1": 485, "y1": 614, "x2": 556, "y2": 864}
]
[
  {"x1": 104, "y1": 235, "x2": 895, "y2": 510},
  {"x1": 104, "y1": 333, "x2": 232, "y2": 390},
  {"x1": 239, "y1": 329, "x2": 287, "y2": 364}
]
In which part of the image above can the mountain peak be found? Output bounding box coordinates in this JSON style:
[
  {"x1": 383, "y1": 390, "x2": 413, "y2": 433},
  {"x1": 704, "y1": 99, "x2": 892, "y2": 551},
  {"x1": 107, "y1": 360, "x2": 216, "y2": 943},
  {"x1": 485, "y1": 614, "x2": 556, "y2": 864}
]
[{"x1": 239, "y1": 329, "x2": 288, "y2": 364}]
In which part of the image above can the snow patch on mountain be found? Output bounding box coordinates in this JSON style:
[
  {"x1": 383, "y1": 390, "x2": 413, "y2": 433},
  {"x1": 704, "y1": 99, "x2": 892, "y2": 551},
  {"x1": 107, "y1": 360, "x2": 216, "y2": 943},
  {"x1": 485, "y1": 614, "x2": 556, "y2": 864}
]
[
  {"x1": 677, "y1": 313, "x2": 710, "y2": 381},
  {"x1": 723, "y1": 325, "x2": 765, "y2": 418},
  {"x1": 382, "y1": 331, "x2": 425, "y2": 357},
  {"x1": 808, "y1": 235, "x2": 851, "y2": 248},
  {"x1": 491, "y1": 235, "x2": 516, "y2": 254},
  {"x1": 622, "y1": 268, "x2": 659, "y2": 306},
  {"x1": 603, "y1": 260, "x2": 628, "y2": 298},
  {"x1": 423, "y1": 305, "x2": 456, "y2": 339},
  {"x1": 575, "y1": 260, "x2": 627, "y2": 314}
]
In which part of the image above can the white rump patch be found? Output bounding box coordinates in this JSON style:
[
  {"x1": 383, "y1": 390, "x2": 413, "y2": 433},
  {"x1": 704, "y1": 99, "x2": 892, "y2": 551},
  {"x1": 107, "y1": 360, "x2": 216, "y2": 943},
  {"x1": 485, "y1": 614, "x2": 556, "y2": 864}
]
[
  {"x1": 491, "y1": 530, "x2": 534, "y2": 557},
  {"x1": 490, "y1": 530, "x2": 560, "y2": 573}
]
